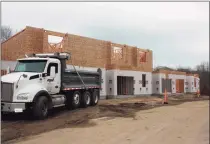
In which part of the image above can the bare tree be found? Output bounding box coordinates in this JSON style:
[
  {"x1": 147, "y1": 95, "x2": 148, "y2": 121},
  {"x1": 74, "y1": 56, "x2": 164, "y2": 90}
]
[
  {"x1": 1, "y1": 26, "x2": 13, "y2": 43},
  {"x1": 175, "y1": 61, "x2": 209, "y2": 73},
  {"x1": 193, "y1": 61, "x2": 210, "y2": 95},
  {"x1": 153, "y1": 66, "x2": 175, "y2": 72},
  {"x1": 195, "y1": 61, "x2": 209, "y2": 72},
  {"x1": 176, "y1": 66, "x2": 193, "y2": 73}
]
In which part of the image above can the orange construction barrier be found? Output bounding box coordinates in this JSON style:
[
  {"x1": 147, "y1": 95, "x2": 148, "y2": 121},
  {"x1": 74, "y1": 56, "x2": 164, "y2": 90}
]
[
  {"x1": 163, "y1": 88, "x2": 168, "y2": 104},
  {"x1": 197, "y1": 89, "x2": 200, "y2": 97}
]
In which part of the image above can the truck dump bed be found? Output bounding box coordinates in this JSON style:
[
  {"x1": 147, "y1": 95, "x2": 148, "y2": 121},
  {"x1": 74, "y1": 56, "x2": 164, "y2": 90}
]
[{"x1": 62, "y1": 69, "x2": 101, "y2": 90}]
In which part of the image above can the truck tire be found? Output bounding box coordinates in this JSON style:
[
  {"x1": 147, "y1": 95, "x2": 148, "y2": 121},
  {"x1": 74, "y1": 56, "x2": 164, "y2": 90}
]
[
  {"x1": 33, "y1": 96, "x2": 49, "y2": 120},
  {"x1": 66, "y1": 91, "x2": 81, "y2": 109},
  {"x1": 90, "y1": 89, "x2": 99, "y2": 106},
  {"x1": 81, "y1": 91, "x2": 91, "y2": 108}
]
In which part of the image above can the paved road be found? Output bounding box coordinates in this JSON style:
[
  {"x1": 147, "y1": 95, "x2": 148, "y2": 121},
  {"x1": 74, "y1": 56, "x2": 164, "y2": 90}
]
[{"x1": 16, "y1": 101, "x2": 209, "y2": 144}]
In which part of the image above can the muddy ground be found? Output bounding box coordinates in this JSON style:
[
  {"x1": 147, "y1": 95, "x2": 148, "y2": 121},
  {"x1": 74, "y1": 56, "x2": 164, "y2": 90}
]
[{"x1": 1, "y1": 95, "x2": 209, "y2": 144}]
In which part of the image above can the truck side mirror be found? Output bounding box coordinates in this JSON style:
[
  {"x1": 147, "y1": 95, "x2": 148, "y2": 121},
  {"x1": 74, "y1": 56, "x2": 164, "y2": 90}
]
[
  {"x1": 50, "y1": 66, "x2": 56, "y2": 78},
  {"x1": 6, "y1": 67, "x2": 11, "y2": 74}
]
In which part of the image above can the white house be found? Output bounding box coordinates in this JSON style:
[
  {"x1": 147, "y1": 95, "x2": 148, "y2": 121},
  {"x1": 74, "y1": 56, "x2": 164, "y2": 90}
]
[
  {"x1": 152, "y1": 69, "x2": 187, "y2": 95},
  {"x1": 186, "y1": 74, "x2": 200, "y2": 93}
]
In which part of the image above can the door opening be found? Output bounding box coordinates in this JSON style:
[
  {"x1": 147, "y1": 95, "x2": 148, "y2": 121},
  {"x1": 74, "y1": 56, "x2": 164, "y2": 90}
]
[{"x1": 117, "y1": 76, "x2": 134, "y2": 95}]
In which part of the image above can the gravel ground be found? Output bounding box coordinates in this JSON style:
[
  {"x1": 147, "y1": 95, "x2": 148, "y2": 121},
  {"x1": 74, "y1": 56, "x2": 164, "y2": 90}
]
[{"x1": 1, "y1": 94, "x2": 209, "y2": 144}]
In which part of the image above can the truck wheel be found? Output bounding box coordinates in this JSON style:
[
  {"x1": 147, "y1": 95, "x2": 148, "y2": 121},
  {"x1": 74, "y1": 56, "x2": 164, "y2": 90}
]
[
  {"x1": 33, "y1": 96, "x2": 48, "y2": 120},
  {"x1": 81, "y1": 91, "x2": 91, "y2": 108},
  {"x1": 91, "y1": 89, "x2": 99, "y2": 106},
  {"x1": 66, "y1": 91, "x2": 81, "y2": 109}
]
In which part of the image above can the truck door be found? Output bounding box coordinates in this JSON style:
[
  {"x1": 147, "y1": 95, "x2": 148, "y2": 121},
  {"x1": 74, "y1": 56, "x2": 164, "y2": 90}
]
[{"x1": 46, "y1": 62, "x2": 61, "y2": 94}]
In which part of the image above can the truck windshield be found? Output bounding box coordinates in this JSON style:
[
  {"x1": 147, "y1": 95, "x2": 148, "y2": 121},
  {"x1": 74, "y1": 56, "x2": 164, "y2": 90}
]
[{"x1": 14, "y1": 60, "x2": 47, "y2": 73}]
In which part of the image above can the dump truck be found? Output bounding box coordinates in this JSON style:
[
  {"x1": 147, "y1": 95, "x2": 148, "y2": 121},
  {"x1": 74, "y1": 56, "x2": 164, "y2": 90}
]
[{"x1": 1, "y1": 52, "x2": 101, "y2": 119}]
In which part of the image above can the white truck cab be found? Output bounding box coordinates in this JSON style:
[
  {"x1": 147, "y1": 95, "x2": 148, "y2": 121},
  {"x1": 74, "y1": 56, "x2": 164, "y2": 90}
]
[{"x1": 1, "y1": 56, "x2": 61, "y2": 111}]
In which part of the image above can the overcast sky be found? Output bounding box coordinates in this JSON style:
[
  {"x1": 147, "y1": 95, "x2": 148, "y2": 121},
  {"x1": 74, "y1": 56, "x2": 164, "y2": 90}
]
[{"x1": 2, "y1": 2, "x2": 209, "y2": 68}]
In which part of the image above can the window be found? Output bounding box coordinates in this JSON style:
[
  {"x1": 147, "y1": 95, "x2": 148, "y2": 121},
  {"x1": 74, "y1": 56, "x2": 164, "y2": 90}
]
[
  {"x1": 14, "y1": 60, "x2": 47, "y2": 73},
  {"x1": 156, "y1": 81, "x2": 159, "y2": 85},
  {"x1": 157, "y1": 88, "x2": 159, "y2": 91},
  {"x1": 112, "y1": 46, "x2": 123, "y2": 59},
  {"x1": 142, "y1": 74, "x2": 146, "y2": 87},
  {"x1": 47, "y1": 63, "x2": 58, "y2": 76},
  {"x1": 48, "y1": 35, "x2": 64, "y2": 50},
  {"x1": 139, "y1": 50, "x2": 147, "y2": 63},
  {"x1": 109, "y1": 80, "x2": 112, "y2": 84}
]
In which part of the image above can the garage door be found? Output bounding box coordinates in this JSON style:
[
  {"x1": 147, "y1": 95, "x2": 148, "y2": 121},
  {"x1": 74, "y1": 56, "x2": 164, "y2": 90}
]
[
  {"x1": 117, "y1": 76, "x2": 134, "y2": 95},
  {"x1": 162, "y1": 79, "x2": 172, "y2": 93},
  {"x1": 176, "y1": 79, "x2": 184, "y2": 93}
]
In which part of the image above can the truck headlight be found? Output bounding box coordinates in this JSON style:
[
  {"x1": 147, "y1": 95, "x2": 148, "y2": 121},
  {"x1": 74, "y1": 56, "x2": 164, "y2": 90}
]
[{"x1": 17, "y1": 93, "x2": 29, "y2": 100}]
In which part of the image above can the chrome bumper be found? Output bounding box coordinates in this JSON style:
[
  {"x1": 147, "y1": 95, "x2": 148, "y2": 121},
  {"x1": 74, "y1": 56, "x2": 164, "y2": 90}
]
[{"x1": 1, "y1": 102, "x2": 26, "y2": 113}]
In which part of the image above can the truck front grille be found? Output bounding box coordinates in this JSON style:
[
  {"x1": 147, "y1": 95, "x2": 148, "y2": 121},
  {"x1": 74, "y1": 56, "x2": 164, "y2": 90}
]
[{"x1": 1, "y1": 82, "x2": 14, "y2": 102}]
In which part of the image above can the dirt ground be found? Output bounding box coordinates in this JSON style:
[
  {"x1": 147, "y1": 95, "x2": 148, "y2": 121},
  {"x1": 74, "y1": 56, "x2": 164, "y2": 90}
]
[{"x1": 1, "y1": 95, "x2": 209, "y2": 144}]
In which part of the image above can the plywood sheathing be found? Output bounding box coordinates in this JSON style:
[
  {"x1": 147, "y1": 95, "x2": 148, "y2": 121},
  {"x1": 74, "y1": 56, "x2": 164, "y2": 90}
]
[
  {"x1": 106, "y1": 43, "x2": 153, "y2": 72},
  {"x1": 1, "y1": 26, "x2": 44, "y2": 61},
  {"x1": 43, "y1": 29, "x2": 112, "y2": 68},
  {"x1": 43, "y1": 29, "x2": 153, "y2": 72},
  {"x1": 2, "y1": 26, "x2": 153, "y2": 72}
]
